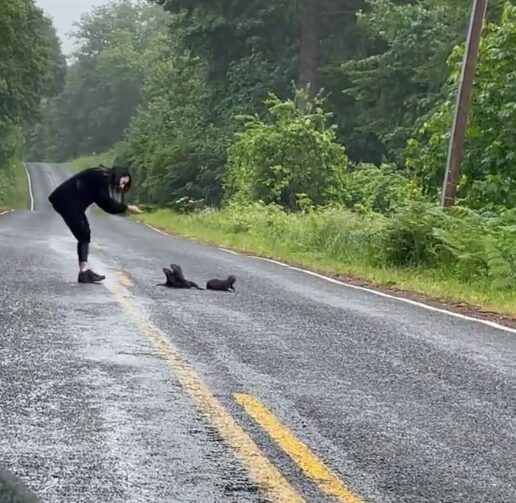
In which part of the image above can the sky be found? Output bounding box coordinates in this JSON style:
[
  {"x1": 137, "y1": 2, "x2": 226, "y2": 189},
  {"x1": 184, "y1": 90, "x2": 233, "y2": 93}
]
[{"x1": 36, "y1": 0, "x2": 108, "y2": 55}]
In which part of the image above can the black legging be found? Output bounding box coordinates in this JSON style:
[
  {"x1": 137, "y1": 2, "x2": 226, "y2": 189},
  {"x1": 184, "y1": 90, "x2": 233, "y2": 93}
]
[{"x1": 52, "y1": 204, "x2": 91, "y2": 264}]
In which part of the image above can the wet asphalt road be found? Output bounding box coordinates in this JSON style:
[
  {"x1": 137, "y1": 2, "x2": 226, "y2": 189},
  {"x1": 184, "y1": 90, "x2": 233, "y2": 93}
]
[{"x1": 0, "y1": 163, "x2": 515, "y2": 503}]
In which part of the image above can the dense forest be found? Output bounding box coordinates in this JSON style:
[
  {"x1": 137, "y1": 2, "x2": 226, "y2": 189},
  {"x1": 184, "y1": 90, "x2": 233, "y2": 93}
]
[
  {"x1": 23, "y1": 0, "x2": 515, "y2": 211},
  {"x1": 0, "y1": 0, "x2": 65, "y2": 205},
  {"x1": 2, "y1": 0, "x2": 516, "y2": 301}
]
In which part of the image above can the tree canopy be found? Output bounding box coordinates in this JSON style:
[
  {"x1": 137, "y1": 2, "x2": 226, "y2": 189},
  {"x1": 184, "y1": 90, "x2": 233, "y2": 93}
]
[
  {"x1": 0, "y1": 0, "x2": 65, "y2": 169},
  {"x1": 20, "y1": 0, "x2": 516, "y2": 212}
]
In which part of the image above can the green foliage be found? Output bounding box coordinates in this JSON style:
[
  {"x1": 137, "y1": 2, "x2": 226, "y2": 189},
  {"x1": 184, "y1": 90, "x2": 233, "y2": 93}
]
[
  {"x1": 0, "y1": 0, "x2": 64, "y2": 200},
  {"x1": 342, "y1": 163, "x2": 424, "y2": 214},
  {"x1": 406, "y1": 2, "x2": 516, "y2": 210},
  {"x1": 379, "y1": 201, "x2": 449, "y2": 267},
  {"x1": 119, "y1": 35, "x2": 219, "y2": 206},
  {"x1": 433, "y1": 207, "x2": 516, "y2": 288},
  {"x1": 334, "y1": 0, "x2": 470, "y2": 164},
  {"x1": 0, "y1": 0, "x2": 65, "y2": 127},
  {"x1": 25, "y1": 0, "x2": 170, "y2": 162},
  {"x1": 224, "y1": 90, "x2": 349, "y2": 210},
  {"x1": 0, "y1": 160, "x2": 28, "y2": 210}
]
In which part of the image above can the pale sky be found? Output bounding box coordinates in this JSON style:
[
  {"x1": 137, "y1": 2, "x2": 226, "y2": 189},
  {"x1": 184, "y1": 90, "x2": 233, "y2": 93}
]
[{"x1": 36, "y1": 0, "x2": 109, "y2": 55}]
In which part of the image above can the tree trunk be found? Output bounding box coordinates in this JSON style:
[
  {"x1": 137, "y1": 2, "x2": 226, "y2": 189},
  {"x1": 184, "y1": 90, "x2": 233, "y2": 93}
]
[{"x1": 298, "y1": 0, "x2": 320, "y2": 96}]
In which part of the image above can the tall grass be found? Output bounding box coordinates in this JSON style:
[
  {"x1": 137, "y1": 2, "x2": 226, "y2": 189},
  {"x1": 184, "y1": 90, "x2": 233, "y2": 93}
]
[{"x1": 0, "y1": 160, "x2": 28, "y2": 210}]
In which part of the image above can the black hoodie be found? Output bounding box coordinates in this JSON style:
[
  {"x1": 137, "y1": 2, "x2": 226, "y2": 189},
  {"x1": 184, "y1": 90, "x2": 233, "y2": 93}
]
[{"x1": 48, "y1": 166, "x2": 129, "y2": 215}]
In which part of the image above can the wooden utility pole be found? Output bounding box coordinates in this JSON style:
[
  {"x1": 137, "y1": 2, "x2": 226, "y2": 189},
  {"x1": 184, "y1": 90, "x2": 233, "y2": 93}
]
[{"x1": 441, "y1": 0, "x2": 488, "y2": 207}]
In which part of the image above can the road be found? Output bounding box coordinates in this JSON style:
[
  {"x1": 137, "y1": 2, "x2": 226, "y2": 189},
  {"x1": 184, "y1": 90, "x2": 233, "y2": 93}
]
[{"x1": 0, "y1": 162, "x2": 515, "y2": 503}]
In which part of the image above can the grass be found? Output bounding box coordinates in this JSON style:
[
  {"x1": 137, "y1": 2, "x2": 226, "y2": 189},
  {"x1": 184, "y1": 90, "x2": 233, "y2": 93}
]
[
  {"x1": 135, "y1": 206, "x2": 516, "y2": 319},
  {"x1": 0, "y1": 160, "x2": 28, "y2": 211},
  {"x1": 69, "y1": 151, "x2": 117, "y2": 172}
]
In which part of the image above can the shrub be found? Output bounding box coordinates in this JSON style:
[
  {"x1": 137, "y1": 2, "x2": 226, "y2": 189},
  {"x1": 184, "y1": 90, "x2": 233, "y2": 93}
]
[
  {"x1": 224, "y1": 89, "x2": 349, "y2": 211},
  {"x1": 343, "y1": 162, "x2": 425, "y2": 214}
]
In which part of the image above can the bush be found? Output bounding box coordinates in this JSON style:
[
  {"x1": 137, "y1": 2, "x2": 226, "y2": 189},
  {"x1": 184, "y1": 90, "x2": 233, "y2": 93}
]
[
  {"x1": 379, "y1": 201, "x2": 448, "y2": 267},
  {"x1": 224, "y1": 89, "x2": 349, "y2": 211},
  {"x1": 343, "y1": 162, "x2": 425, "y2": 214},
  {"x1": 434, "y1": 207, "x2": 516, "y2": 288},
  {"x1": 405, "y1": 2, "x2": 516, "y2": 210}
]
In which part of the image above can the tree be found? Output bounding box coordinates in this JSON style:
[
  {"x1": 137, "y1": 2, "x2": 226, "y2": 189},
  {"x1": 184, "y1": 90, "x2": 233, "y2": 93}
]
[
  {"x1": 406, "y1": 2, "x2": 516, "y2": 210},
  {"x1": 224, "y1": 90, "x2": 349, "y2": 210},
  {"x1": 332, "y1": 0, "x2": 471, "y2": 164},
  {"x1": 25, "y1": 0, "x2": 171, "y2": 161},
  {"x1": 0, "y1": 0, "x2": 65, "y2": 168}
]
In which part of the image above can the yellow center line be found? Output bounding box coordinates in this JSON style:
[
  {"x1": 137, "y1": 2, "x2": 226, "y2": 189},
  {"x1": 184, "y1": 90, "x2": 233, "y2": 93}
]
[
  {"x1": 235, "y1": 393, "x2": 367, "y2": 503},
  {"x1": 114, "y1": 271, "x2": 134, "y2": 288},
  {"x1": 105, "y1": 284, "x2": 306, "y2": 503}
]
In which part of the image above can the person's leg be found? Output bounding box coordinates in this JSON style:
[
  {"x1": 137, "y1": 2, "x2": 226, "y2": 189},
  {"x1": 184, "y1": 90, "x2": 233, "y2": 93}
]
[
  {"x1": 75, "y1": 213, "x2": 91, "y2": 272},
  {"x1": 56, "y1": 209, "x2": 104, "y2": 282}
]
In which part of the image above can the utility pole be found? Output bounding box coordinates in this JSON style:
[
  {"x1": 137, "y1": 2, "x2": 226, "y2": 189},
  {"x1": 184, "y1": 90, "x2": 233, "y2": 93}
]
[{"x1": 441, "y1": 0, "x2": 488, "y2": 208}]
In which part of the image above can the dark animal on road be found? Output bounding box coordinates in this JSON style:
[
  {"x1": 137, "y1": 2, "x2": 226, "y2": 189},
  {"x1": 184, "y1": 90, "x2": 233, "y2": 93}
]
[
  {"x1": 0, "y1": 468, "x2": 41, "y2": 503},
  {"x1": 206, "y1": 275, "x2": 236, "y2": 292},
  {"x1": 170, "y1": 263, "x2": 204, "y2": 290},
  {"x1": 158, "y1": 267, "x2": 182, "y2": 288},
  {"x1": 158, "y1": 264, "x2": 203, "y2": 290}
]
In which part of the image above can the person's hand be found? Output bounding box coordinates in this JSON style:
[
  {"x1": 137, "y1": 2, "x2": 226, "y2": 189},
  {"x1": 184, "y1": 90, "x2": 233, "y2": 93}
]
[{"x1": 127, "y1": 204, "x2": 143, "y2": 215}]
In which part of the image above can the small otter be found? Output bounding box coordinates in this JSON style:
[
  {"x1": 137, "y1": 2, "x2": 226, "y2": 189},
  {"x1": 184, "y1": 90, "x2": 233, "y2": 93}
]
[
  {"x1": 206, "y1": 275, "x2": 236, "y2": 292},
  {"x1": 158, "y1": 265, "x2": 203, "y2": 290},
  {"x1": 158, "y1": 267, "x2": 182, "y2": 287},
  {"x1": 170, "y1": 263, "x2": 204, "y2": 290}
]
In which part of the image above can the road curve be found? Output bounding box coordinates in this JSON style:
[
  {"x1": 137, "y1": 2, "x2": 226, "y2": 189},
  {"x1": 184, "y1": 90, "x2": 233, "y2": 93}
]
[{"x1": 0, "y1": 162, "x2": 514, "y2": 503}]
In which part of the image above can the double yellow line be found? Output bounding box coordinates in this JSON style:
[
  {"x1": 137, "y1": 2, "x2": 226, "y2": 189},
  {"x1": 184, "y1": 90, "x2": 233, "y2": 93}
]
[
  {"x1": 236, "y1": 394, "x2": 366, "y2": 503},
  {"x1": 107, "y1": 273, "x2": 367, "y2": 503}
]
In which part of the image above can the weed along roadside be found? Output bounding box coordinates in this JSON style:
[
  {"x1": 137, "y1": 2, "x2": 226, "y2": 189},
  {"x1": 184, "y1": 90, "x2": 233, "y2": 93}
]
[{"x1": 0, "y1": 161, "x2": 29, "y2": 212}]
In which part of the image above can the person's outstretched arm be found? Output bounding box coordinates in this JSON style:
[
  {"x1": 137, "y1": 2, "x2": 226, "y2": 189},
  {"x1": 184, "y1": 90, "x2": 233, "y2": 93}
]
[{"x1": 93, "y1": 170, "x2": 143, "y2": 215}]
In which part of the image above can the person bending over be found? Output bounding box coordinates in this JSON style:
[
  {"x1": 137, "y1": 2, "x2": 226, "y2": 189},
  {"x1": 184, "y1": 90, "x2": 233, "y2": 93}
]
[{"x1": 48, "y1": 164, "x2": 142, "y2": 283}]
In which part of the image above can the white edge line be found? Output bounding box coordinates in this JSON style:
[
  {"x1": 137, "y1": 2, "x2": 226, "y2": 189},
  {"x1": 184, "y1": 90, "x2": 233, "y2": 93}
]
[
  {"x1": 24, "y1": 163, "x2": 34, "y2": 211},
  {"x1": 141, "y1": 216, "x2": 516, "y2": 335},
  {"x1": 249, "y1": 258, "x2": 516, "y2": 335},
  {"x1": 144, "y1": 223, "x2": 169, "y2": 236},
  {"x1": 219, "y1": 248, "x2": 241, "y2": 256},
  {"x1": 256, "y1": 256, "x2": 289, "y2": 267},
  {"x1": 144, "y1": 223, "x2": 241, "y2": 256}
]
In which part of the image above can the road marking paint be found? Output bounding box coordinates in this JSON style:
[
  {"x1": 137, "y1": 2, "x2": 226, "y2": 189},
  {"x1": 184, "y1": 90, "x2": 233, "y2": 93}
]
[
  {"x1": 104, "y1": 282, "x2": 306, "y2": 503},
  {"x1": 218, "y1": 247, "x2": 241, "y2": 256},
  {"x1": 235, "y1": 393, "x2": 367, "y2": 503},
  {"x1": 133, "y1": 216, "x2": 516, "y2": 335},
  {"x1": 23, "y1": 163, "x2": 34, "y2": 211},
  {"x1": 144, "y1": 223, "x2": 170, "y2": 236},
  {"x1": 255, "y1": 256, "x2": 289, "y2": 267},
  {"x1": 114, "y1": 271, "x2": 134, "y2": 288},
  {"x1": 285, "y1": 267, "x2": 516, "y2": 335}
]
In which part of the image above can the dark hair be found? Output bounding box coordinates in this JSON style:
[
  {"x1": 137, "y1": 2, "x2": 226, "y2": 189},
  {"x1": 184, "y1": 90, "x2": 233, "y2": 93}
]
[{"x1": 110, "y1": 165, "x2": 132, "y2": 194}]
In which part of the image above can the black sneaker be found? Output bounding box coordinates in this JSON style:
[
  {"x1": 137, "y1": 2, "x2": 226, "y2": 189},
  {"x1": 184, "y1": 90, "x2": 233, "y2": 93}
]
[{"x1": 78, "y1": 269, "x2": 106, "y2": 283}]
